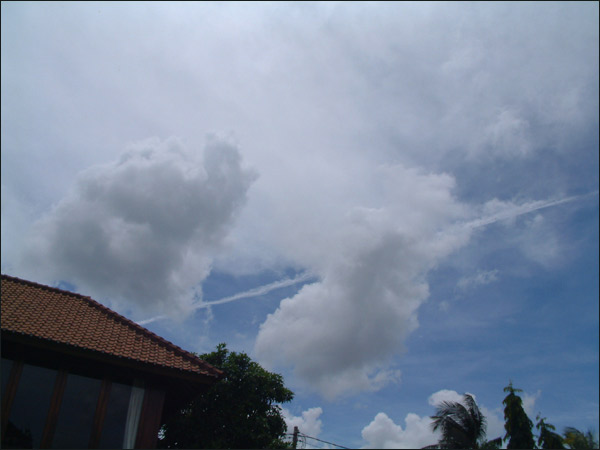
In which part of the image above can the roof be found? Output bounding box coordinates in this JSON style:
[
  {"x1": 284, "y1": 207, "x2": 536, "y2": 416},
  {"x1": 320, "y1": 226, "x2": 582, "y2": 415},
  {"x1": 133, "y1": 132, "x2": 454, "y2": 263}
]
[{"x1": 1, "y1": 274, "x2": 223, "y2": 381}]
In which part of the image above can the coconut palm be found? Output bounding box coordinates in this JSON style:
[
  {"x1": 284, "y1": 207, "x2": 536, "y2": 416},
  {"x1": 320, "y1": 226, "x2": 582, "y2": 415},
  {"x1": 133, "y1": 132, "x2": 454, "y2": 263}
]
[
  {"x1": 563, "y1": 427, "x2": 599, "y2": 449},
  {"x1": 427, "y1": 393, "x2": 502, "y2": 449},
  {"x1": 535, "y1": 415, "x2": 565, "y2": 449}
]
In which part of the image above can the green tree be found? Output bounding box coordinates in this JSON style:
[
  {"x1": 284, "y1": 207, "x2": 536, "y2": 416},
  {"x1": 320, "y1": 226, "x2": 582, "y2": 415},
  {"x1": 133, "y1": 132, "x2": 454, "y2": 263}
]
[
  {"x1": 159, "y1": 343, "x2": 294, "y2": 449},
  {"x1": 536, "y1": 414, "x2": 565, "y2": 449},
  {"x1": 428, "y1": 393, "x2": 502, "y2": 449},
  {"x1": 502, "y1": 381, "x2": 535, "y2": 449},
  {"x1": 563, "y1": 427, "x2": 599, "y2": 449}
]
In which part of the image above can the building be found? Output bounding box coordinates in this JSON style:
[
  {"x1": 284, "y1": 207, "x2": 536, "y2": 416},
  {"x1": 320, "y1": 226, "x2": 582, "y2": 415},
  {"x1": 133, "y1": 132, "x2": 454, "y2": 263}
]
[{"x1": 1, "y1": 274, "x2": 223, "y2": 449}]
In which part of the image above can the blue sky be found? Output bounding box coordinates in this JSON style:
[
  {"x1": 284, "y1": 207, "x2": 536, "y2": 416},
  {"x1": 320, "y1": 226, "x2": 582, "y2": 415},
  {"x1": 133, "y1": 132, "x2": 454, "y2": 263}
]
[{"x1": 1, "y1": 2, "x2": 598, "y2": 448}]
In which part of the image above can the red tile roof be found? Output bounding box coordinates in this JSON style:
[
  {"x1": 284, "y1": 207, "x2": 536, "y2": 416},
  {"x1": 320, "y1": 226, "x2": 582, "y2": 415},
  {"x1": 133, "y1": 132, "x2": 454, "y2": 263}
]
[{"x1": 1, "y1": 274, "x2": 223, "y2": 381}]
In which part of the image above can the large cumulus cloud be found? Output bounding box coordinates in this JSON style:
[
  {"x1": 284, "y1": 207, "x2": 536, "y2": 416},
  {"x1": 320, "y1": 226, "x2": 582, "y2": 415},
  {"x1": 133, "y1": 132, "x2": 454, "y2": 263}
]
[
  {"x1": 254, "y1": 164, "x2": 471, "y2": 398},
  {"x1": 18, "y1": 137, "x2": 256, "y2": 317}
]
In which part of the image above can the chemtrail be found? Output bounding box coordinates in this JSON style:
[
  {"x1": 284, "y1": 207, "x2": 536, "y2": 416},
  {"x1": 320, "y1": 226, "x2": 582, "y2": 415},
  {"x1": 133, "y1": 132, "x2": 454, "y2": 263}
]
[{"x1": 137, "y1": 271, "x2": 314, "y2": 326}]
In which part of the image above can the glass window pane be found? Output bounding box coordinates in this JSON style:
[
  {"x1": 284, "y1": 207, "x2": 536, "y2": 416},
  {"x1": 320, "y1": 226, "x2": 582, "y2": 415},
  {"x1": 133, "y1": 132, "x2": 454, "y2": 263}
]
[
  {"x1": 4, "y1": 363, "x2": 57, "y2": 448},
  {"x1": 98, "y1": 381, "x2": 133, "y2": 449},
  {"x1": 1, "y1": 357, "x2": 13, "y2": 399},
  {"x1": 52, "y1": 373, "x2": 102, "y2": 449}
]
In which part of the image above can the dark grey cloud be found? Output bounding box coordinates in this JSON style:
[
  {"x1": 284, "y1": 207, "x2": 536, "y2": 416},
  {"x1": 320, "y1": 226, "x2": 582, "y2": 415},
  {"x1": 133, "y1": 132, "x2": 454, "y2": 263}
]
[{"x1": 19, "y1": 138, "x2": 256, "y2": 317}]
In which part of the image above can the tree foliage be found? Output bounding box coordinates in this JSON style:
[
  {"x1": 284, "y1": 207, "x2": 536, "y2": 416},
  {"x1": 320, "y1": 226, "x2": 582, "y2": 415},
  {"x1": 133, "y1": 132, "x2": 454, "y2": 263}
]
[
  {"x1": 502, "y1": 381, "x2": 535, "y2": 449},
  {"x1": 425, "y1": 382, "x2": 597, "y2": 450},
  {"x1": 563, "y1": 427, "x2": 599, "y2": 449},
  {"x1": 536, "y1": 415, "x2": 565, "y2": 449},
  {"x1": 158, "y1": 343, "x2": 294, "y2": 449},
  {"x1": 429, "y1": 393, "x2": 502, "y2": 449}
]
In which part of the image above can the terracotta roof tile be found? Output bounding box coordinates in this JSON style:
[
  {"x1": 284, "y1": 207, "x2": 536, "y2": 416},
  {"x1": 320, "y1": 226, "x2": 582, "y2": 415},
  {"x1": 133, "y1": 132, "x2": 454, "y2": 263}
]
[{"x1": 1, "y1": 274, "x2": 223, "y2": 380}]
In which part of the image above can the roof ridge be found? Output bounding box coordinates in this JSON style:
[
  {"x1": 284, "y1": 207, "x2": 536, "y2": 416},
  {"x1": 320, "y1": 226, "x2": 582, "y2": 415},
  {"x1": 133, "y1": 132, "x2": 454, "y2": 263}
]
[
  {"x1": 2, "y1": 273, "x2": 93, "y2": 300},
  {"x1": 1, "y1": 274, "x2": 222, "y2": 377}
]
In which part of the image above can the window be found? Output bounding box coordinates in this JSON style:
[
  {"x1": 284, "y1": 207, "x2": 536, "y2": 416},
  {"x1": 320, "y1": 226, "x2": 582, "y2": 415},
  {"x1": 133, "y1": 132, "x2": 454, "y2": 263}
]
[
  {"x1": 52, "y1": 373, "x2": 102, "y2": 449},
  {"x1": 2, "y1": 359, "x2": 149, "y2": 449},
  {"x1": 1, "y1": 358, "x2": 13, "y2": 399},
  {"x1": 97, "y1": 381, "x2": 132, "y2": 449},
  {"x1": 122, "y1": 379, "x2": 145, "y2": 449},
  {"x1": 3, "y1": 363, "x2": 57, "y2": 448}
]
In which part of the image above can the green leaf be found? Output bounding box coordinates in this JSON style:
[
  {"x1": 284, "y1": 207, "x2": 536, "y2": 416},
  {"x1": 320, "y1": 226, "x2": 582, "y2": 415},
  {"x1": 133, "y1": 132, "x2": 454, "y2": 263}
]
[{"x1": 159, "y1": 343, "x2": 294, "y2": 449}]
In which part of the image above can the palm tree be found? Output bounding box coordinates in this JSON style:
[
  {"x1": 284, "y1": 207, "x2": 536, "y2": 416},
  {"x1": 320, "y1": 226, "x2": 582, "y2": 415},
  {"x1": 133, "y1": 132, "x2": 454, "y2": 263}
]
[
  {"x1": 535, "y1": 415, "x2": 565, "y2": 449},
  {"x1": 563, "y1": 427, "x2": 599, "y2": 449},
  {"x1": 427, "y1": 393, "x2": 502, "y2": 449},
  {"x1": 502, "y1": 381, "x2": 535, "y2": 449}
]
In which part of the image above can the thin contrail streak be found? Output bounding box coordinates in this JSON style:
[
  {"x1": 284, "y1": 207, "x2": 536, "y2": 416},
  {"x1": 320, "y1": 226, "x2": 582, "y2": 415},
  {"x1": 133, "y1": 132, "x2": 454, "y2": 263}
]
[
  {"x1": 193, "y1": 271, "x2": 314, "y2": 309},
  {"x1": 137, "y1": 271, "x2": 314, "y2": 326},
  {"x1": 463, "y1": 193, "x2": 594, "y2": 230},
  {"x1": 137, "y1": 191, "x2": 597, "y2": 327}
]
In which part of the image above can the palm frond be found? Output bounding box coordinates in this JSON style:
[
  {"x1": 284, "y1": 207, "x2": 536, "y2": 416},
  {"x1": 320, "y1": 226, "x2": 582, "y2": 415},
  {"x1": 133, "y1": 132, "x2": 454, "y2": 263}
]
[{"x1": 430, "y1": 395, "x2": 489, "y2": 449}]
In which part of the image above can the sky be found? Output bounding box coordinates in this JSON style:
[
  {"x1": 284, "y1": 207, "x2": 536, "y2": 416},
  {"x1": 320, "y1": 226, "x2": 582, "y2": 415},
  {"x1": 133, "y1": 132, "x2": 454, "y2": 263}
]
[{"x1": 1, "y1": 2, "x2": 598, "y2": 448}]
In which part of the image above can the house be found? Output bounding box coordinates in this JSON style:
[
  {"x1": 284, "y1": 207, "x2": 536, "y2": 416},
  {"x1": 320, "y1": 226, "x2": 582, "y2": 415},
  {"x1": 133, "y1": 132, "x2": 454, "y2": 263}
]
[{"x1": 1, "y1": 274, "x2": 223, "y2": 449}]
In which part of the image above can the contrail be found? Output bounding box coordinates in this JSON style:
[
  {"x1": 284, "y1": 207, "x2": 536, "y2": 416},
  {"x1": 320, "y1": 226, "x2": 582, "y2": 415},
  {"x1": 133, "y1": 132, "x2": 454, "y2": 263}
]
[
  {"x1": 137, "y1": 271, "x2": 314, "y2": 326},
  {"x1": 463, "y1": 192, "x2": 596, "y2": 230},
  {"x1": 137, "y1": 191, "x2": 597, "y2": 327},
  {"x1": 192, "y1": 271, "x2": 314, "y2": 309}
]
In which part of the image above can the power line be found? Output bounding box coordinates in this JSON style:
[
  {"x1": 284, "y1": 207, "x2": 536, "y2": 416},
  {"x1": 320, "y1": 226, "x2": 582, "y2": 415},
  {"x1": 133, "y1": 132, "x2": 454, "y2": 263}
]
[
  {"x1": 286, "y1": 431, "x2": 349, "y2": 449},
  {"x1": 299, "y1": 432, "x2": 351, "y2": 449},
  {"x1": 299, "y1": 433, "x2": 307, "y2": 449}
]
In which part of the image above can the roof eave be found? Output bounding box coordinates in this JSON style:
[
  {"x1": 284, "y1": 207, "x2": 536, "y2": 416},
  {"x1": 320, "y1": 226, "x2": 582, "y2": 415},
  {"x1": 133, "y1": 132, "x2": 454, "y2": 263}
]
[{"x1": 1, "y1": 330, "x2": 223, "y2": 385}]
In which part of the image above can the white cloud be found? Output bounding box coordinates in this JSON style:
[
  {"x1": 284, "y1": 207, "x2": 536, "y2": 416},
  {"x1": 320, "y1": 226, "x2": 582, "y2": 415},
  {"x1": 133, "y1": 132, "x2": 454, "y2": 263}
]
[
  {"x1": 254, "y1": 164, "x2": 471, "y2": 398},
  {"x1": 283, "y1": 407, "x2": 323, "y2": 441},
  {"x1": 16, "y1": 137, "x2": 256, "y2": 318},
  {"x1": 460, "y1": 196, "x2": 585, "y2": 271},
  {"x1": 480, "y1": 405, "x2": 506, "y2": 442},
  {"x1": 1, "y1": 183, "x2": 35, "y2": 274},
  {"x1": 428, "y1": 389, "x2": 466, "y2": 407},
  {"x1": 426, "y1": 388, "x2": 535, "y2": 445},
  {"x1": 518, "y1": 215, "x2": 562, "y2": 268},
  {"x1": 361, "y1": 389, "x2": 506, "y2": 449},
  {"x1": 1, "y1": 0, "x2": 596, "y2": 420},
  {"x1": 361, "y1": 412, "x2": 438, "y2": 449},
  {"x1": 138, "y1": 271, "x2": 313, "y2": 326},
  {"x1": 457, "y1": 269, "x2": 500, "y2": 291},
  {"x1": 468, "y1": 196, "x2": 581, "y2": 230},
  {"x1": 479, "y1": 108, "x2": 533, "y2": 158},
  {"x1": 253, "y1": 152, "x2": 586, "y2": 399},
  {"x1": 522, "y1": 390, "x2": 542, "y2": 418},
  {"x1": 428, "y1": 390, "x2": 506, "y2": 445}
]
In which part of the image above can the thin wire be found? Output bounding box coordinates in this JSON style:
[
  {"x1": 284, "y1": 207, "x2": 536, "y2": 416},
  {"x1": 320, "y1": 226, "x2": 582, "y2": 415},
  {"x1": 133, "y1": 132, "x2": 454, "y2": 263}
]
[
  {"x1": 299, "y1": 434, "x2": 307, "y2": 449},
  {"x1": 299, "y1": 433, "x2": 351, "y2": 449}
]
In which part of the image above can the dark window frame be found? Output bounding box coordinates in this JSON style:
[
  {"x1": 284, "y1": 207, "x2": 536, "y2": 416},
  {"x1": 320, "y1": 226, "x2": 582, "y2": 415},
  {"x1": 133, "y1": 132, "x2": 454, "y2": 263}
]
[
  {"x1": 1, "y1": 358, "x2": 143, "y2": 449},
  {"x1": 41, "y1": 368, "x2": 68, "y2": 448},
  {"x1": 1, "y1": 359, "x2": 24, "y2": 436},
  {"x1": 89, "y1": 378, "x2": 112, "y2": 449}
]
